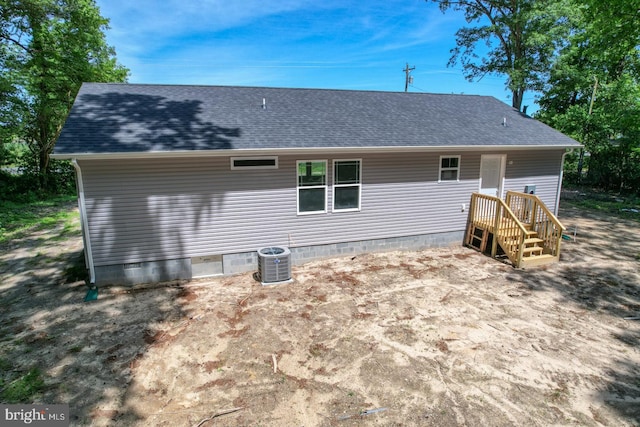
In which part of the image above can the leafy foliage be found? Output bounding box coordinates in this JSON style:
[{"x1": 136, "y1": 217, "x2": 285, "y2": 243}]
[
  {"x1": 429, "y1": 0, "x2": 640, "y2": 193},
  {"x1": 0, "y1": 0, "x2": 128, "y2": 191},
  {"x1": 536, "y1": 0, "x2": 640, "y2": 193},
  {"x1": 428, "y1": 0, "x2": 575, "y2": 110},
  {"x1": 1, "y1": 148, "x2": 76, "y2": 202}
]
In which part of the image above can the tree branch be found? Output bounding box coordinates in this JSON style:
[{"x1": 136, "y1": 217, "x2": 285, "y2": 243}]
[
  {"x1": 472, "y1": 0, "x2": 512, "y2": 64},
  {"x1": 0, "y1": 34, "x2": 32, "y2": 53}
]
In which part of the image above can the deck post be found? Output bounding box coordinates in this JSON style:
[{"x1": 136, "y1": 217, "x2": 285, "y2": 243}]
[
  {"x1": 466, "y1": 194, "x2": 477, "y2": 246},
  {"x1": 529, "y1": 199, "x2": 538, "y2": 230},
  {"x1": 491, "y1": 201, "x2": 500, "y2": 257},
  {"x1": 555, "y1": 227, "x2": 562, "y2": 258},
  {"x1": 516, "y1": 238, "x2": 525, "y2": 268}
]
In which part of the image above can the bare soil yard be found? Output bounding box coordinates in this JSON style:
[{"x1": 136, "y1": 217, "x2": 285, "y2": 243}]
[{"x1": 1, "y1": 194, "x2": 639, "y2": 426}]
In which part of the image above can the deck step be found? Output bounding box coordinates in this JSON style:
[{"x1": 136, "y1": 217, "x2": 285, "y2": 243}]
[
  {"x1": 500, "y1": 237, "x2": 544, "y2": 246},
  {"x1": 519, "y1": 254, "x2": 558, "y2": 267},
  {"x1": 521, "y1": 246, "x2": 543, "y2": 256},
  {"x1": 524, "y1": 237, "x2": 544, "y2": 245}
]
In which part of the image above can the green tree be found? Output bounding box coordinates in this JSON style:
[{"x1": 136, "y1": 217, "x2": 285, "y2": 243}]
[
  {"x1": 0, "y1": 0, "x2": 128, "y2": 188},
  {"x1": 536, "y1": 0, "x2": 640, "y2": 192},
  {"x1": 427, "y1": 0, "x2": 574, "y2": 111}
]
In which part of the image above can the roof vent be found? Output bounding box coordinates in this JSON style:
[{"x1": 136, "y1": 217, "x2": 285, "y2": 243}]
[{"x1": 257, "y1": 246, "x2": 292, "y2": 285}]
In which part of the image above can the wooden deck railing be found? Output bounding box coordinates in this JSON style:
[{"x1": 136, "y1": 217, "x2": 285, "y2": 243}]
[
  {"x1": 505, "y1": 191, "x2": 566, "y2": 257},
  {"x1": 467, "y1": 191, "x2": 566, "y2": 267},
  {"x1": 467, "y1": 193, "x2": 528, "y2": 266}
]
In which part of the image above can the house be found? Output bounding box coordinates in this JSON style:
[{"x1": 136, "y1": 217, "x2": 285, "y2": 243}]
[{"x1": 52, "y1": 83, "x2": 580, "y2": 285}]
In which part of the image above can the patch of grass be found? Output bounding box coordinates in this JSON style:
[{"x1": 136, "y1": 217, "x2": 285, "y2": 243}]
[
  {"x1": 25, "y1": 252, "x2": 45, "y2": 268},
  {"x1": 0, "y1": 367, "x2": 45, "y2": 403},
  {"x1": 0, "y1": 357, "x2": 13, "y2": 371},
  {"x1": 309, "y1": 343, "x2": 329, "y2": 358},
  {"x1": 62, "y1": 250, "x2": 88, "y2": 283},
  {"x1": 547, "y1": 384, "x2": 570, "y2": 404},
  {"x1": 0, "y1": 195, "x2": 78, "y2": 244},
  {"x1": 69, "y1": 345, "x2": 83, "y2": 354},
  {"x1": 52, "y1": 220, "x2": 80, "y2": 241},
  {"x1": 562, "y1": 187, "x2": 640, "y2": 222}
]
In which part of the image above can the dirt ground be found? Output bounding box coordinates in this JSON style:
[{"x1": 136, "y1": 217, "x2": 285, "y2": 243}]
[{"x1": 1, "y1": 194, "x2": 639, "y2": 426}]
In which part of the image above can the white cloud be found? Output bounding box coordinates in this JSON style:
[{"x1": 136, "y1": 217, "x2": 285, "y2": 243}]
[
  {"x1": 98, "y1": 0, "x2": 323, "y2": 38},
  {"x1": 93, "y1": 0, "x2": 514, "y2": 102},
  {"x1": 97, "y1": 0, "x2": 346, "y2": 67}
]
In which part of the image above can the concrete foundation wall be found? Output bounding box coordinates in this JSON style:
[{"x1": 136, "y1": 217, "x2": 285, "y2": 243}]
[
  {"x1": 93, "y1": 230, "x2": 464, "y2": 285},
  {"x1": 94, "y1": 258, "x2": 191, "y2": 286}
]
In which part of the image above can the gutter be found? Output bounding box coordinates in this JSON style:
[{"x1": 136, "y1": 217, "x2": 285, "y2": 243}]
[
  {"x1": 50, "y1": 144, "x2": 582, "y2": 161},
  {"x1": 555, "y1": 151, "x2": 569, "y2": 216},
  {"x1": 72, "y1": 159, "x2": 96, "y2": 284}
]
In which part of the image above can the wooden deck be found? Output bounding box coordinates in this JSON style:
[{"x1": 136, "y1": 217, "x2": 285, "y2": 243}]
[{"x1": 466, "y1": 191, "x2": 566, "y2": 268}]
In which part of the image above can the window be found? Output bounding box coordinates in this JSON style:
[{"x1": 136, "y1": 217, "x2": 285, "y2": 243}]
[
  {"x1": 297, "y1": 160, "x2": 327, "y2": 214},
  {"x1": 231, "y1": 156, "x2": 278, "y2": 170},
  {"x1": 333, "y1": 159, "x2": 361, "y2": 211},
  {"x1": 439, "y1": 156, "x2": 460, "y2": 181}
]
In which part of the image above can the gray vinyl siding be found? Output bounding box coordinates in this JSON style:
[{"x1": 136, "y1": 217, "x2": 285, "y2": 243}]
[
  {"x1": 78, "y1": 149, "x2": 565, "y2": 266},
  {"x1": 503, "y1": 150, "x2": 563, "y2": 211}
]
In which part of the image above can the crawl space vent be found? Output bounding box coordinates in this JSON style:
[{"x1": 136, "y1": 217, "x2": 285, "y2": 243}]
[{"x1": 257, "y1": 246, "x2": 292, "y2": 285}]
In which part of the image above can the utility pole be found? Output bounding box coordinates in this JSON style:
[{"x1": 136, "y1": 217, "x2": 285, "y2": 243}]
[{"x1": 403, "y1": 63, "x2": 415, "y2": 92}]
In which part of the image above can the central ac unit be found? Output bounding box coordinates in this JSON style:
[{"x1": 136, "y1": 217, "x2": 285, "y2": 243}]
[{"x1": 257, "y1": 246, "x2": 292, "y2": 285}]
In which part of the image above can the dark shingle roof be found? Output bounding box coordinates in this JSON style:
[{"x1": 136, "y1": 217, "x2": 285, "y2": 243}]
[{"x1": 53, "y1": 83, "x2": 579, "y2": 155}]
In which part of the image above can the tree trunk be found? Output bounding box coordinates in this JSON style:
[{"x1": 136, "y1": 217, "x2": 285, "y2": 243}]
[
  {"x1": 577, "y1": 149, "x2": 585, "y2": 183},
  {"x1": 39, "y1": 148, "x2": 49, "y2": 189},
  {"x1": 511, "y1": 87, "x2": 525, "y2": 111}
]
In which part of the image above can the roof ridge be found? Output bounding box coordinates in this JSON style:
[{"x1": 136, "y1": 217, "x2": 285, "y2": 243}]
[{"x1": 80, "y1": 82, "x2": 494, "y2": 99}]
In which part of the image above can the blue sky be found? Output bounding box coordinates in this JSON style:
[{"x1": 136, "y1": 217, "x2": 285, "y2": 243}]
[{"x1": 94, "y1": 0, "x2": 539, "y2": 110}]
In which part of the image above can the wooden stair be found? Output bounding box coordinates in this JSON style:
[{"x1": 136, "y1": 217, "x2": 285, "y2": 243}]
[
  {"x1": 467, "y1": 224, "x2": 489, "y2": 252},
  {"x1": 466, "y1": 191, "x2": 566, "y2": 268},
  {"x1": 514, "y1": 229, "x2": 548, "y2": 267}
]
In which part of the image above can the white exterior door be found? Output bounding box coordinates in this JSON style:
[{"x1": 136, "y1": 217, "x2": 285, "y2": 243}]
[{"x1": 479, "y1": 155, "x2": 506, "y2": 197}]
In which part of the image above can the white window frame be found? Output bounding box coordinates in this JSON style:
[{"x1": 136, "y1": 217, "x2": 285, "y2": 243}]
[
  {"x1": 296, "y1": 160, "x2": 327, "y2": 215},
  {"x1": 438, "y1": 155, "x2": 461, "y2": 182},
  {"x1": 230, "y1": 156, "x2": 278, "y2": 170},
  {"x1": 333, "y1": 159, "x2": 362, "y2": 212}
]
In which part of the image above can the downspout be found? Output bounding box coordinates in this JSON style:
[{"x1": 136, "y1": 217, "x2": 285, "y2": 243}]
[
  {"x1": 554, "y1": 151, "x2": 568, "y2": 216},
  {"x1": 72, "y1": 159, "x2": 96, "y2": 284}
]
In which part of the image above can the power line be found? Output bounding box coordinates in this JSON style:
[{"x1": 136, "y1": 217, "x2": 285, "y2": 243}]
[{"x1": 408, "y1": 84, "x2": 429, "y2": 93}]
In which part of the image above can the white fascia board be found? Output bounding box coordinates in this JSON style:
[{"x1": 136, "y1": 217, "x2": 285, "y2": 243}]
[{"x1": 50, "y1": 144, "x2": 581, "y2": 160}]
